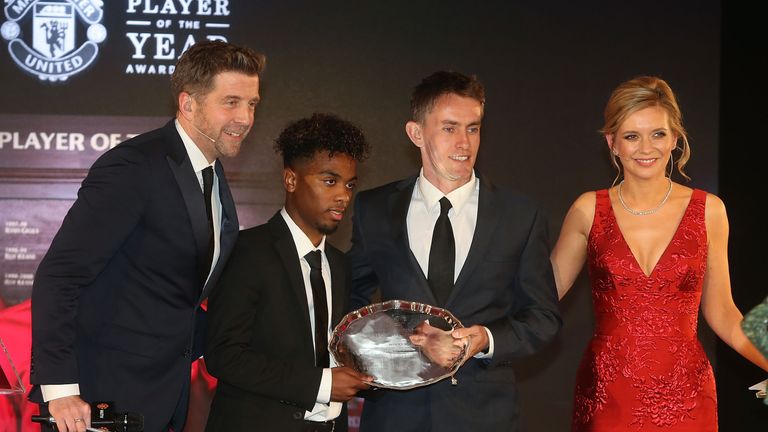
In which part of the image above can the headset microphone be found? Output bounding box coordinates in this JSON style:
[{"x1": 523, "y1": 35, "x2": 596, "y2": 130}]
[
  {"x1": 180, "y1": 111, "x2": 216, "y2": 144},
  {"x1": 188, "y1": 121, "x2": 217, "y2": 143}
]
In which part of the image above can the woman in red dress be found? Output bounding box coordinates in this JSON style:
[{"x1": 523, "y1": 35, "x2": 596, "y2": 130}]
[{"x1": 551, "y1": 76, "x2": 768, "y2": 431}]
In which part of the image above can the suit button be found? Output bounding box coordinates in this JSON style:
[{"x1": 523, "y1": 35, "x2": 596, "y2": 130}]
[
  {"x1": 293, "y1": 411, "x2": 303, "y2": 420},
  {"x1": 182, "y1": 348, "x2": 191, "y2": 358}
]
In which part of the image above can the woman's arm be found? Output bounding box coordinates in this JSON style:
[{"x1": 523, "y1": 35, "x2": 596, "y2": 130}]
[
  {"x1": 551, "y1": 192, "x2": 596, "y2": 300},
  {"x1": 701, "y1": 193, "x2": 768, "y2": 371}
]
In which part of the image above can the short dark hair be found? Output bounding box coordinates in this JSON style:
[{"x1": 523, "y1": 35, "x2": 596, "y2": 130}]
[
  {"x1": 274, "y1": 113, "x2": 370, "y2": 167},
  {"x1": 410, "y1": 71, "x2": 485, "y2": 123},
  {"x1": 170, "y1": 40, "x2": 266, "y2": 109}
]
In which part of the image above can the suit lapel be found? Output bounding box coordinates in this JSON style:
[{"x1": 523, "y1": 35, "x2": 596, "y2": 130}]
[
  {"x1": 447, "y1": 174, "x2": 501, "y2": 306},
  {"x1": 164, "y1": 122, "x2": 210, "y2": 285},
  {"x1": 446, "y1": 175, "x2": 501, "y2": 305},
  {"x1": 269, "y1": 214, "x2": 314, "y2": 346},
  {"x1": 389, "y1": 176, "x2": 436, "y2": 304}
]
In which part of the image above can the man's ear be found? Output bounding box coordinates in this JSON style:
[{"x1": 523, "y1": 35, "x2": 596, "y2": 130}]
[
  {"x1": 283, "y1": 167, "x2": 297, "y2": 192},
  {"x1": 179, "y1": 92, "x2": 194, "y2": 114},
  {"x1": 405, "y1": 121, "x2": 423, "y2": 148}
]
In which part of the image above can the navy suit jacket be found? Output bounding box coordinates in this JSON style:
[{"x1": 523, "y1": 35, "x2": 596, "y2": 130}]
[
  {"x1": 204, "y1": 213, "x2": 349, "y2": 431},
  {"x1": 29, "y1": 120, "x2": 239, "y2": 431},
  {"x1": 348, "y1": 174, "x2": 561, "y2": 432}
]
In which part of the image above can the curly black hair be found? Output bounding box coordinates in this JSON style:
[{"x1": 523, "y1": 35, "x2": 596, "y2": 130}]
[{"x1": 274, "y1": 113, "x2": 370, "y2": 167}]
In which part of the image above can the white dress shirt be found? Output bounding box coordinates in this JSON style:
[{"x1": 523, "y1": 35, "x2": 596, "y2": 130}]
[
  {"x1": 406, "y1": 169, "x2": 494, "y2": 358},
  {"x1": 41, "y1": 120, "x2": 224, "y2": 402},
  {"x1": 176, "y1": 119, "x2": 223, "y2": 284},
  {"x1": 280, "y1": 209, "x2": 341, "y2": 422}
]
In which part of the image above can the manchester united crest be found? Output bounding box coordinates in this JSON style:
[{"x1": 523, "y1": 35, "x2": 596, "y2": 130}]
[{"x1": 2, "y1": 0, "x2": 106, "y2": 82}]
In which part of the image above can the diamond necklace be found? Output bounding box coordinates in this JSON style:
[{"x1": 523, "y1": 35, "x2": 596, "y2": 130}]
[{"x1": 617, "y1": 178, "x2": 673, "y2": 216}]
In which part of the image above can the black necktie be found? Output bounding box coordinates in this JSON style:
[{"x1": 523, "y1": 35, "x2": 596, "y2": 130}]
[
  {"x1": 428, "y1": 197, "x2": 455, "y2": 306},
  {"x1": 305, "y1": 250, "x2": 330, "y2": 368},
  {"x1": 202, "y1": 166, "x2": 215, "y2": 281}
]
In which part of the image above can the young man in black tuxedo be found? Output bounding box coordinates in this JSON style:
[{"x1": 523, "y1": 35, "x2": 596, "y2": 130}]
[{"x1": 205, "y1": 113, "x2": 372, "y2": 432}]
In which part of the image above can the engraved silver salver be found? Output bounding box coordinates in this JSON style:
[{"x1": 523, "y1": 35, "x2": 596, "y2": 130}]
[{"x1": 329, "y1": 300, "x2": 470, "y2": 390}]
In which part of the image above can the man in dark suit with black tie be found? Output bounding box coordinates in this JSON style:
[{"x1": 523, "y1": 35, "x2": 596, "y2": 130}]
[
  {"x1": 204, "y1": 113, "x2": 372, "y2": 432},
  {"x1": 348, "y1": 71, "x2": 562, "y2": 431},
  {"x1": 29, "y1": 40, "x2": 265, "y2": 432}
]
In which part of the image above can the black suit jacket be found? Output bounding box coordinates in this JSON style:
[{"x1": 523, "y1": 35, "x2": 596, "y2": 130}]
[
  {"x1": 30, "y1": 120, "x2": 239, "y2": 431},
  {"x1": 348, "y1": 174, "x2": 561, "y2": 432},
  {"x1": 204, "y1": 213, "x2": 350, "y2": 431}
]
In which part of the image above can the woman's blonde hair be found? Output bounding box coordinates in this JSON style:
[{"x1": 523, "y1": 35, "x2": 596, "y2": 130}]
[{"x1": 600, "y1": 76, "x2": 691, "y2": 183}]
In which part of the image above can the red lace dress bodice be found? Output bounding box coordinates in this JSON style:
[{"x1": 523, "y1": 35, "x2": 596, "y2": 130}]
[{"x1": 572, "y1": 189, "x2": 717, "y2": 431}]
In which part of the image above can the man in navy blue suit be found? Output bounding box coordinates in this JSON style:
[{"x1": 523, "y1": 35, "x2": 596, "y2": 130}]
[
  {"x1": 29, "y1": 40, "x2": 265, "y2": 432},
  {"x1": 348, "y1": 71, "x2": 561, "y2": 431}
]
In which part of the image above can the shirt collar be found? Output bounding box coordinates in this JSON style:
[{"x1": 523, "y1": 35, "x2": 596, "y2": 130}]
[
  {"x1": 417, "y1": 169, "x2": 478, "y2": 214},
  {"x1": 175, "y1": 119, "x2": 215, "y2": 173},
  {"x1": 280, "y1": 208, "x2": 326, "y2": 257}
]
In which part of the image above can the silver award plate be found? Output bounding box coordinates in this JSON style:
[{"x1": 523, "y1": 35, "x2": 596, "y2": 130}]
[{"x1": 329, "y1": 300, "x2": 470, "y2": 390}]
